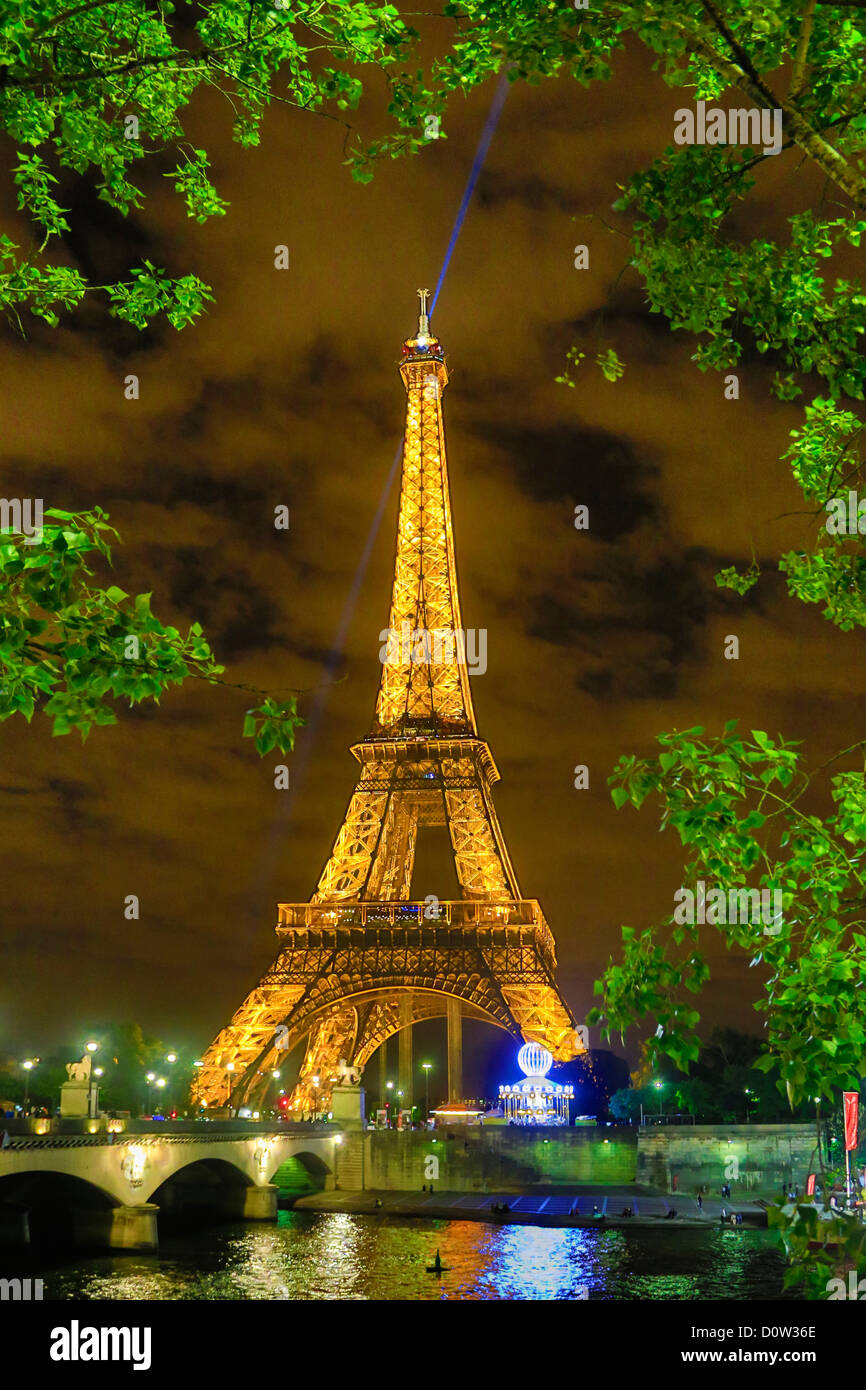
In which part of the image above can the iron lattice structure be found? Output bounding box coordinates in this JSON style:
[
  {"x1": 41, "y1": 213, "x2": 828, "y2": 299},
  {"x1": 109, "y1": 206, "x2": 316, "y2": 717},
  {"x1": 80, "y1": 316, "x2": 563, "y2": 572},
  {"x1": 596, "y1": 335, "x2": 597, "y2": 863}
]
[{"x1": 197, "y1": 297, "x2": 581, "y2": 1114}]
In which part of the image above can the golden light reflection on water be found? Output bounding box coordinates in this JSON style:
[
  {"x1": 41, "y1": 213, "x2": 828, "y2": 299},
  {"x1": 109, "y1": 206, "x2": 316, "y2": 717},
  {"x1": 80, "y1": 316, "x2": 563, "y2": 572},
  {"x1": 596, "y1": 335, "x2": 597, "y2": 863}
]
[{"x1": 35, "y1": 1216, "x2": 796, "y2": 1301}]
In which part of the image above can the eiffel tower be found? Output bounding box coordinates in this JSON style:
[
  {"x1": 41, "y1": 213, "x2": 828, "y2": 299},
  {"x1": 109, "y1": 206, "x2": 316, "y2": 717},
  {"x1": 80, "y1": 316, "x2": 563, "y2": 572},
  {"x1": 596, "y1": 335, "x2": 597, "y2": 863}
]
[{"x1": 197, "y1": 294, "x2": 580, "y2": 1116}]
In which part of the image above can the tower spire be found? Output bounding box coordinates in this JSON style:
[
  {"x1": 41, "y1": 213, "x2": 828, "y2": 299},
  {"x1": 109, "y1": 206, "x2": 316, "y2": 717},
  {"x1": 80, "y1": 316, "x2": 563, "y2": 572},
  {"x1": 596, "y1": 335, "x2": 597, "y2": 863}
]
[{"x1": 375, "y1": 304, "x2": 474, "y2": 738}]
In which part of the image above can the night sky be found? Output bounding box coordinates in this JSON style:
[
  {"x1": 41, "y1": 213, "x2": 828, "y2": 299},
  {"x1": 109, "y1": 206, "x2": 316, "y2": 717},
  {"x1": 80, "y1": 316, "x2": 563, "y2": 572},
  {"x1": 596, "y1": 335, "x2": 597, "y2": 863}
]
[{"x1": 2, "y1": 36, "x2": 862, "y2": 1094}]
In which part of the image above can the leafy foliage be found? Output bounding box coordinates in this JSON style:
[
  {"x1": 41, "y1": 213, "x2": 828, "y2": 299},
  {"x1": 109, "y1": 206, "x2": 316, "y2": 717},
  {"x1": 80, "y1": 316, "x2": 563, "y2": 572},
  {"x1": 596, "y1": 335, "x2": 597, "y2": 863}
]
[
  {"x1": 590, "y1": 723, "x2": 866, "y2": 1106},
  {"x1": 0, "y1": 0, "x2": 429, "y2": 328},
  {"x1": 0, "y1": 506, "x2": 301, "y2": 752},
  {"x1": 771, "y1": 1200, "x2": 866, "y2": 1299}
]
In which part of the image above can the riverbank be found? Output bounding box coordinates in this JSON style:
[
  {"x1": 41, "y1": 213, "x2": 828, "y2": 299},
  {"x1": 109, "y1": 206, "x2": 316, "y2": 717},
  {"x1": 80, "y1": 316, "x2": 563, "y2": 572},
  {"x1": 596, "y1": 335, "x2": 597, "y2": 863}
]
[{"x1": 291, "y1": 1185, "x2": 769, "y2": 1229}]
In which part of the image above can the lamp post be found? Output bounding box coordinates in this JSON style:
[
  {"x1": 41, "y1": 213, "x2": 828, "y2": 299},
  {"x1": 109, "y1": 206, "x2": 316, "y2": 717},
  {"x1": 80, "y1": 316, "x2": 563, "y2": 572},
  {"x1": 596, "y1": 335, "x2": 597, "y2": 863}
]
[
  {"x1": 225, "y1": 1062, "x2": 235, "y2": 1118},
  {"x1": 386, "y1": 1079, "x2": 393, "y2": 1127},
  {"x1": 422, "y1": 1063, "x2": 432, "y2": 1123},
  {"x1": 193, "y1": 1060, "x2": 204, "y2": 1114},
  {"x1": 654, "y1": 1079, "x2": 664, "y2": 1120},
  {"x1": 94, "y1": 1065, "x2": 104, "y2": 1119},
  {"x1": 85, "y1": 1041, "x2": 99, "y2": 1119},
  {"x1": 21, "y1": 1059, "x2": 35, "y2": 1115},
  {"x1": 144, "y1": 1076, "x2": 166, "y2": 1118},
  {"x1": 164, "y1": 1052, "x2": 177, "y2": 1115}
]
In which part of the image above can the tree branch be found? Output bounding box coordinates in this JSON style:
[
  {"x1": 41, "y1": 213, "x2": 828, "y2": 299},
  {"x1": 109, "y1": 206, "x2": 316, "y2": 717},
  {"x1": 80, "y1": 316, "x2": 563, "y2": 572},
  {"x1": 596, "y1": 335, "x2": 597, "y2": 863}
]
[
  {"x1": 669, "y1": 7, "x2": 866, "y2": 208},
  {"x1": 791, "y1": 0, "x2": 818, "y2": 98},
  {"x1": 32, "y1": 0, "x2": 117, "y2": 38}
]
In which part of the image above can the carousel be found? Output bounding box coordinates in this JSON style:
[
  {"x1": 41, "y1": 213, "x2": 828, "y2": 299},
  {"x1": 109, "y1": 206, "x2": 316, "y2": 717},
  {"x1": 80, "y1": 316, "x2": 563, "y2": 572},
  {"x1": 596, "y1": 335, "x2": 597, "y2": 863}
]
[{"x1": 499, "y1": 1042, "x2": 573, "y2": 1125}]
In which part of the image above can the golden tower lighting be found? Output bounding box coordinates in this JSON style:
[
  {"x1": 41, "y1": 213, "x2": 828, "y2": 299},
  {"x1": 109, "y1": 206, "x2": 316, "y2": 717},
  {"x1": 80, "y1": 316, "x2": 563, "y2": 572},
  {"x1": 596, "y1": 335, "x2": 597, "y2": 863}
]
[{"x1": 196, "y1": 295, "x2": 582, "y2": 1115}]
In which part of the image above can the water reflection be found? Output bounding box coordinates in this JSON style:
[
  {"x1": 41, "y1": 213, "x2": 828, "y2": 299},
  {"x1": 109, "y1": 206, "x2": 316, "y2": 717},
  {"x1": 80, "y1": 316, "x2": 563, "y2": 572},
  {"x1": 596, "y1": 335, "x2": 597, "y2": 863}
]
[{"x1": 31, "y1": 1214, "x2": 796, "y2": 1301}]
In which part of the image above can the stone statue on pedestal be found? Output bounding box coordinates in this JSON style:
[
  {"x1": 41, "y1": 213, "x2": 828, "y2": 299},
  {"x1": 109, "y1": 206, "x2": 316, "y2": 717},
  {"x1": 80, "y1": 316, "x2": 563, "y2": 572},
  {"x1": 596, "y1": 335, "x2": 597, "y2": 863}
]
[
  {"x1": 60, "y1": 1053, "x2": 96, "y2": 1119},
  {"x1": 65, "y1": 1056, "x2": 92, "y2": 1084},
  {"x1": 330, "y1": 1058, "x2": 366, "y2": 1129}
]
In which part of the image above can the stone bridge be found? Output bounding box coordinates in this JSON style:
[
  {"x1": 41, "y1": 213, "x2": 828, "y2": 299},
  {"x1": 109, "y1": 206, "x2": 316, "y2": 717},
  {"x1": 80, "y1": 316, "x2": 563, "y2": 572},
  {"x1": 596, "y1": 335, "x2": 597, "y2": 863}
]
[{"x1": 0, "y1": 1123, "x2": 343, "y2": 1251}]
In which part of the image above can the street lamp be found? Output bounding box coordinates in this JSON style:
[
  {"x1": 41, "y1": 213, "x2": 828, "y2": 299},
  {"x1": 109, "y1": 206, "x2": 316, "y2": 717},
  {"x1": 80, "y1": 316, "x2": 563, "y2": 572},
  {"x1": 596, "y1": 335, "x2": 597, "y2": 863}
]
[
  {"x1": 422, "y1": 1063, "x2": 432, "y2": 1122},
  {"x1": 162, "y1": 1053, "x2": 178, "y2": 1113},
  {"x1": 269, "y1": 1070, "x2": 281, "y2": 1119},
  {"x1": 83, "y1": 1043, "x2": 100, "y2": 1118},
  {"x1": 226, "y1": 1062, "x2": 235, "y2": 1117},
  {"x1": 193, "y1": 1059, "x2": 204, "y2": 1114},
  {"x1": 146, "y1": 1077, "x2": 167, "y2": 1120},
  {"x1": 21, "y1": 1059, "x2": 35, "y2": 1114},
  {"x1": 94, "y1": 1065, "x2": 104, "y2": 1116}
]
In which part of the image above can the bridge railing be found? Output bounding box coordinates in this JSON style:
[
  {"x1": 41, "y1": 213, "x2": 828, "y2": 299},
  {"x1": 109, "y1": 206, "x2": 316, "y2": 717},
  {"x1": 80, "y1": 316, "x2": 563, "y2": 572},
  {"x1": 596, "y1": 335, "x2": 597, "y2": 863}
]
[{"x1": 0, "y1": 1119, "x2": 341, "y2": 1143}]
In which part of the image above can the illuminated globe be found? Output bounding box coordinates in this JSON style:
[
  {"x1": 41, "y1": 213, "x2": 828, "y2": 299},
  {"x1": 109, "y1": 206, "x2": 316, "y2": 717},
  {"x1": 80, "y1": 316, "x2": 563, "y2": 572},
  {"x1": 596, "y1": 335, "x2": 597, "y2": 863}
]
[
  {"x1": 517, "y1": 1042, "x2": 553, "y2": 1078},
  {"x1": 500, "y1": 1043, "x2": 573, "y2": 1126}
]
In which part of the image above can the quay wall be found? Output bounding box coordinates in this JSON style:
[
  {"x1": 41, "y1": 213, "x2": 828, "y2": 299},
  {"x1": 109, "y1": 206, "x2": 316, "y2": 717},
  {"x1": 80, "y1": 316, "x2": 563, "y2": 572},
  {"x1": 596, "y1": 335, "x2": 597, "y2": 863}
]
[
  {"x1": 636, "y1": 1123, "x2": 817, "y2": 1196},
  {"x1": 335, "y1": 1127, "x2": 637, "y2": 1192},
  {"x1": 331, "y1": 1124, "x2": 817, "y2": 1195}
]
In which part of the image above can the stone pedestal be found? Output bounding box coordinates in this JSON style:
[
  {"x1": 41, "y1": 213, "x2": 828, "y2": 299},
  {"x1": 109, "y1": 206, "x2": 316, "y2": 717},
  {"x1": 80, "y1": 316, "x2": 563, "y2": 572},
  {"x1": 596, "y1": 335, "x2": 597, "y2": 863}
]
[
  {"x1": 59, "y1": 1081, "x2": 89, "y2": 1118},
  {"x1": 73, "y1": 1203, "x2": 159, "y2": 1251},
  {"x1": 331, "y1": 1084, "x2": 366, "y2": 1130}
]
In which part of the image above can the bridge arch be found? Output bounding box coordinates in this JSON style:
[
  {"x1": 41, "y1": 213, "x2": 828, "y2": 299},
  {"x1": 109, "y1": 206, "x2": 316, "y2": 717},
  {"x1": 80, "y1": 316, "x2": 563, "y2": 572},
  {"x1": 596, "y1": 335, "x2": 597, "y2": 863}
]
[
  {"x1": 148, "y1": 1156, "x2": 258, "y2": 1230},
  {"x1": 0, "y1": 1169, "x2": 119, "y2": 1249},
  {"x1": 271, "y1": 1149, "x2": 332, "y2": 1195}
]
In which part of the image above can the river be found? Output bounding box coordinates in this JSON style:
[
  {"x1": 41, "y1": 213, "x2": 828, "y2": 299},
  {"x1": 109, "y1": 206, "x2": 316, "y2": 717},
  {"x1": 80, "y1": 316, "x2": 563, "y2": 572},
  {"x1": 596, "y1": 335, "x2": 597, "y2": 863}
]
[{"x1": 19, "y1": 1211, "x2": 800, "y2": 1300}]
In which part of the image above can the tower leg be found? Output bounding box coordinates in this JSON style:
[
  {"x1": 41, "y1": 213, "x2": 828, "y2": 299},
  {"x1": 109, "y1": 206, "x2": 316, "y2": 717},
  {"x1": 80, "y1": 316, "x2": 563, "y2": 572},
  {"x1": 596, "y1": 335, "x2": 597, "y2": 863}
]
[
  {"x1": 446, "y1": 996, "x2": 462, "y2": 1103},
  {"x1": 398, "y1": 997, "x2": 413, "y2": 1109},
  {"x1": 378, "y1": 1039, "x2": 388, "y2": 1116},
  {"x1": 293, "y1": 1007, "x2": 358, "y2": 1116}
]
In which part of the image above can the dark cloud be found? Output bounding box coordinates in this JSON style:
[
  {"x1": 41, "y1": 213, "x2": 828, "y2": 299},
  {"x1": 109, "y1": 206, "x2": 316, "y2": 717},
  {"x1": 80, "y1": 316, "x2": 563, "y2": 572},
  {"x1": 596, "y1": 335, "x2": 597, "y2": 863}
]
[
  {"x1": 43, "y1": 776, "x2": 108, "y2": 836},
  {"x1": 59, "y1": 170, "x2": 154, "y2": 284},
  {"x1": 476, "y1": 168, "x2": 578, "y2": 215},
  {"x1": 483, "y1": 419, "x2": 659, "y2": 537}
]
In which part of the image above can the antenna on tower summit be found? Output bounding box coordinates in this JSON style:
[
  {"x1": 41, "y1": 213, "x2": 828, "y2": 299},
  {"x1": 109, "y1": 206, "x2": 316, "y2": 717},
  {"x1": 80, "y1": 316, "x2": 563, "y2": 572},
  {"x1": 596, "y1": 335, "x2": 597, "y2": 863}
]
[{"x1": 417, "y1": 287, "x2": 430, "y2": 337}]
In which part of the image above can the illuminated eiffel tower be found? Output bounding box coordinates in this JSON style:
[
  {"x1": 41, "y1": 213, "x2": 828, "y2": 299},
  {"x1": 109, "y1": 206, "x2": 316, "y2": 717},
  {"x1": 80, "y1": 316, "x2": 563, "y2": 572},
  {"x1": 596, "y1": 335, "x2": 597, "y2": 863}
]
[{"x1": 197, "y1": 294, "x2": 580, "y2": 1116}]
